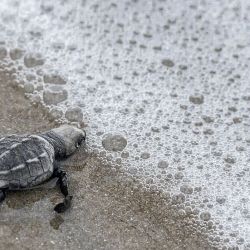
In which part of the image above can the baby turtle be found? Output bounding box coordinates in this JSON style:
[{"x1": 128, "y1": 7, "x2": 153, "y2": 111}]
[{"x1": 0, "y1": 125, "x2": 86, "y2": 213}]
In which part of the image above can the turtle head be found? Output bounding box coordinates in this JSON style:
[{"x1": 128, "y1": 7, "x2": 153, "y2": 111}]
[{"x1": 51, "y1": 125, "x2": 86, "y2": 156}]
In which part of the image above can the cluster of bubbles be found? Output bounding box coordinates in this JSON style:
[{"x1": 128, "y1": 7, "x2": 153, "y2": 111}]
[{"x1": 0, "y1": 0, "x2": 250, "y2": 248}]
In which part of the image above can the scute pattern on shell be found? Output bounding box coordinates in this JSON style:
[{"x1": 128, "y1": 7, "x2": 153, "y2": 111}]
[{"x1": 0, "y1": 135, "x2": 55, "y2": 189}]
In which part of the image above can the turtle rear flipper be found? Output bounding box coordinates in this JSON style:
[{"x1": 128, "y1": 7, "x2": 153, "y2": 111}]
[
  {"x1": 0, "y1": 180, "x2": 8, "y2": 202},
  {"x1": 0, "y1": 190, "x2": 6, "y2": 203}
]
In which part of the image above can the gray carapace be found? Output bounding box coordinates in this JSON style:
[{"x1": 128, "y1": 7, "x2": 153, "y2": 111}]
[{"x1": 0, "y1": 125, "x2": 86, "y2": 213}]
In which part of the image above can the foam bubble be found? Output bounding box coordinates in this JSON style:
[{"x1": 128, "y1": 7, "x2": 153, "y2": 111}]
[
  {"x1": 24, "y1": 53, "x2": 44, "y2": 68},
  {"x1": 65, "y1": 107, "x2": 83, "y2": 123},
  {"x1": 102, "y1": 134, "x2": 127, "y2": 152},
  {"x1": 43, "y1": 74, "x2": 66, "y2": 85},
  {"x1": 9, "y1": 48, "x2": 24, "y2": 60},
  {"x1": 43, "y1": 86, "x2": 68, "y2": 105},
  {"x1": 23, "y1": 82, "x2": 34, "y2": 93}
]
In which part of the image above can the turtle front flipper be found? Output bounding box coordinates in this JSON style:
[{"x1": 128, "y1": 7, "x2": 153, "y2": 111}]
[
  {"x1": 54, "y1": 195, "x2": 73, "y2": 213},
  {"x1": 53, "y1": 165, "x2": 72, "y2": 213}
]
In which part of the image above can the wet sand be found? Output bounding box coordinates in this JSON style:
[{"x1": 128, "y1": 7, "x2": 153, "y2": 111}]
[{"x1": 0, "y1": 65, "x2": 215, "y2": 249}]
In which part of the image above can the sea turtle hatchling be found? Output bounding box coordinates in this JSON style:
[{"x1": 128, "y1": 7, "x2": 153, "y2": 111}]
[{"x1": 0, "y1": 125, "x2": 86, "y2": 213}]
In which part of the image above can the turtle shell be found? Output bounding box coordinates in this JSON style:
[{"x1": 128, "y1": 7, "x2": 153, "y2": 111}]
[{"x1": 0, "y1": 134, "x2": 55, "y2": 190}]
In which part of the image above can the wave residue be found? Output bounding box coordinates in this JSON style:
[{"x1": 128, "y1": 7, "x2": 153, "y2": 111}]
[{"x1": 0, "y1": 0, "x2": 250, "y2": 248}]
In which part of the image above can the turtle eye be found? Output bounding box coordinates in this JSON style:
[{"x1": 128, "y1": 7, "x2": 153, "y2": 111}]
[{"x1": 75, "y1": 135, "x2": 85, "y2": 148}]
